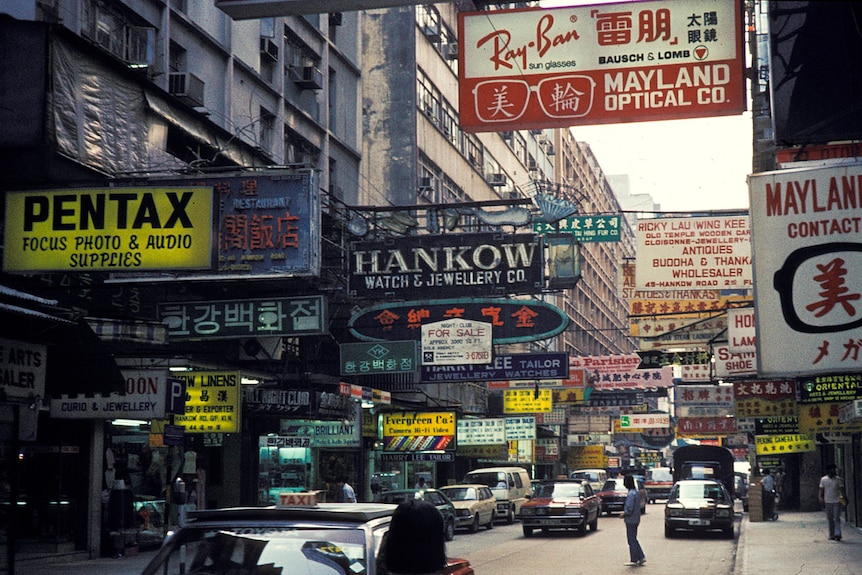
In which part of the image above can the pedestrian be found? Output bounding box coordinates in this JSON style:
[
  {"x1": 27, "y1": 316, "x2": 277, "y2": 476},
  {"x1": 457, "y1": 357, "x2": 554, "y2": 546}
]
[
  {"x1": 338, "y1": 476, "x2": 357, "y2": 503},
  {"x1": 761, "y1": 468, "x2": 776, "y2": 520},
  {"x1": 414, "y1": 477, "x2": 427, "y2": 489},
  {"x1": 380, "y1": 498, "x2": 447, "y2": 574},
  {"x1": 622, "y1": 474, "x2": 646, "y2": 567},
  {"x1": 819, "y1": 464, "x2": 846, "y2": 541}
]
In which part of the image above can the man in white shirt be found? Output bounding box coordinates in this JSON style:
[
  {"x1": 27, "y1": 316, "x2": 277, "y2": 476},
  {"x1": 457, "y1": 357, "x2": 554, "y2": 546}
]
[
  {"x1": 338, "y1": 476, "x2": 357, "y2": 503},
  {"x1": 761, "y1": 468, "x2": 776, "y2": 520},
  {"x1": 819, "y1": 464, "x2": 845, "y2": 541}
]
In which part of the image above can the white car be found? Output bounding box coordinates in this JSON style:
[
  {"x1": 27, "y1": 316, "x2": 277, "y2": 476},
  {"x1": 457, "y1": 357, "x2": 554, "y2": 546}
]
[{"x1": 439, "y1": 484, "x2": 496, "y2": 533}]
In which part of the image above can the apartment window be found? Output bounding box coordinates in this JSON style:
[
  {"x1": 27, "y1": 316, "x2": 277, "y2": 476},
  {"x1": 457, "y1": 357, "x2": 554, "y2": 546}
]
[
  {"x1": 169, "y1": 41, "x2": 186, "y2": 73},
  {"x1": 416, "y1": 4, "x2": 442, "y2": 44},
  {"x1": 259, "y1": 107, "x2": 275, "y2": 152}
]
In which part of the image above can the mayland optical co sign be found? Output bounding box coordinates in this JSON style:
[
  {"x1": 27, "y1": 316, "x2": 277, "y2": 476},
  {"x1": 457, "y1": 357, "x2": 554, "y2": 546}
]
[
  {"x1": 3, "y1": 187, "x2": 214, "y2": 272},
  {"x1": 459, "y1": 0, "x2": 743, "y2": 132}
]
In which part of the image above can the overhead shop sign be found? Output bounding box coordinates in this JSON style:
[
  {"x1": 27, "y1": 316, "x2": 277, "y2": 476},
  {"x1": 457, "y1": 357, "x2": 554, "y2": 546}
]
[
  {"x1": 504, "y1": 389, "x2": 552, "y2": 413},
  {"x1": 51, "y1": 369, "x2": 181, "y2": 420},
  {"x1": 340, "y1": 340, "x2": 418, "y2": 376},
  {"x1": 749, "y1": 164, "x2": 862, "y2": 376},
  {"x1": 421, "y1": 352, "x2": 568, "y2": 383},
  {"x1": 380, "y1": 411, "x2": 456, "y2": 454},
  {"x1": 635, "y1": 215, "x2": 751, "y2": 290},
  {"x1": 421, "y1": 319, "x2": 492, "y2": 366},
  {"x1": 348, "y1": 297, "x2": 568, "y2": 344},
  {"x1": 713, "y1": 345, "x2": 757, "y2": 378},
  {"x1": 0, "y1": 338, "x2": 47, "y2": 401},
  {"x1": 159, "y1": 295, "x2": 325, "y2": 340},
  {"x1": 458, "y1": 0, "x2": 743, "y2": 133},
  {"x1": 3, "y1": 187, "x2": 214, "y2": 273},
  {"x1": 620, "y1": 413, "x2": 669, "y2": 429},
  {"x1": 754, "y1": 433, "x2": 815, "y2": 455},
  {"x1": 348, "y1": 233, "x2": 542, "y2": 298},
  {"x1": 733, "y1": 379, "x2": 797, "y2": 419},
  {"x1": 534, "y1": 215, "x2": 621, "y2": 242},
  {"x1": 571, "y1": 353, "x2": 674, "y2": 389},
  {"x1": 172, "y1": 371, "x2": 241, "y2": 433},
  {"x1": 798, "y1": 374, "x2": 862, "y2": 404},
  {"x1": 149, "y1": 170, "x2": 320, "y2": 279}
]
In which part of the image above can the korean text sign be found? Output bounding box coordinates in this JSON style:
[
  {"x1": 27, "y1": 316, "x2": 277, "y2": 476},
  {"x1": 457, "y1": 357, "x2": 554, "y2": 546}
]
[
  {"x1": 458, "y1": 0, "x2": 743, "y2": 132},
  {"x1": 3, "y1": 187, "x2": 214, "y2": 272},
  {"x1": 749, "y1": 164, "x2": 862, "y2": 375}
]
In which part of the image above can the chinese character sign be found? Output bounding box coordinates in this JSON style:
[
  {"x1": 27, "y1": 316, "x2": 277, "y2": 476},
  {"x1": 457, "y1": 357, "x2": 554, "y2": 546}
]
[
  {"x1": 749, "y1": 164, "x2": 862, "y2": 375},
  {"x1": 458, "y1": 0, "x2": 743, "y2": 132},
  {"x1": 172, "y1": 371, "x2": 240, "y2": 433}
]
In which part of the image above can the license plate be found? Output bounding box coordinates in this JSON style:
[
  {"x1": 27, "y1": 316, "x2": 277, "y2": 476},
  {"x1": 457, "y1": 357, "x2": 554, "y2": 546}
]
[{"x1": 689, "y1": 519, "x2": 710, "y2": 526}]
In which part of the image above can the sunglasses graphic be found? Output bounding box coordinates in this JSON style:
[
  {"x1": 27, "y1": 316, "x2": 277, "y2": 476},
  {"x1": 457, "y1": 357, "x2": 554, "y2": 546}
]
[{"x1": 472, "y1": 75, "x2": 596, "y2": 123}]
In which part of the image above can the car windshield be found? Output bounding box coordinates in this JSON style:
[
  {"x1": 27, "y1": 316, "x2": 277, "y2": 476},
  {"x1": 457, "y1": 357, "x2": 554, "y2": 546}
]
[
  {"x1": 142, "y1": 526, "x2": 369, "y2": 575},
  {"x1": 442, "y1": 488, "x2": 475, "y2": 501},
  {"x1": 535, "y1": 483, "x2": 583, "y2": 498},
  {"x1": 647, "y1": 469, "x2": 673, "y2": 482},
  {"x1": 677, "y1": 483, "x2": 725, "y2": 500},
  {"x1": 377, "y1": 492, "x2": 420, "y2": 504},
  {"x1": 467, "y1": 472, "x2": 505, "y2": 488},
  {"x1": 600, "y1": 480, "x2": 622, "y2": 491}
]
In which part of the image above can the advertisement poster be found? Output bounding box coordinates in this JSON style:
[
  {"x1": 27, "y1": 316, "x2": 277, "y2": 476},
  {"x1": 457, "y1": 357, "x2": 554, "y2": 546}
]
[
  {"x1": 749, "y1": 164, "x2": 862, "y2": 375},
  {"x1": 172, "y1": 371, "x2": 241, "y2": 433},
  {"x1": 459, "y1": 0, "x2": 743, "y2": 132}
]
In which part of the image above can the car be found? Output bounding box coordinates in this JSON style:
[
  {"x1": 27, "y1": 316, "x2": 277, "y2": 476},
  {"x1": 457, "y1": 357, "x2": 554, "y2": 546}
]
[
  {"x1": 568, "y1": 468, "x2": 608, "y2": 492},
  {"x1": 596, "y1": 476, "x2": 647, "y2": 516},
  {"x1": 645, "y1": 467, "x2": 674, "y2": 503},
  {"x1": 138, "y1": 492, "x2": 474, "y2": 575},
  {"x1": 463, "y1": 467, "x2": 533, "y2": 524},
  {"x1": 374, "y1": 488, "x2": 457, "y2": 541},
  {"x1": 517, "y1": 479, "x2": 600, "y2": 537},
  {"x1": 664, "y1": 479, "x2": 735, "y2": 539},
  {"x1": 438, "y1": 484, "x2": 496, "y2": 533}
]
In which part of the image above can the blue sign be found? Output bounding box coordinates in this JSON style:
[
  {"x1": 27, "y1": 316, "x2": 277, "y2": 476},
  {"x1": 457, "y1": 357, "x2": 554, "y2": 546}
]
[{"x1": 421, "y1": 352, "x2": 568, "y2": 382}]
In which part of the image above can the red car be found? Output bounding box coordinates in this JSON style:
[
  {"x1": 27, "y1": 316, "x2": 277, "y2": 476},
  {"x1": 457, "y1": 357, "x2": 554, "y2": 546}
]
[
  {"x1": 517, "y1": 479, "x2": 600, "y2": 537},
  {"x1": 596, "y1": 477, "x2": 647, "y2": 515}
]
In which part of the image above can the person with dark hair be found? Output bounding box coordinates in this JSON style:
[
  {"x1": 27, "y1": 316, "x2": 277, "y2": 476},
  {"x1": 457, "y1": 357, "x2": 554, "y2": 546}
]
[
  {"x1": 337, "y1": 476, "x2": 357, "y2": 503},
  {"x1": 761, "y1": 468, "x2": 777, "y2": 520},
  {"x1": 819, "y1": 464, "x2": 845, "y2": 541},
  {"x1": 382, "y1": 498, "x2": 447, "y2": 575},
  {"x1": 622, "y1": 474, "x2": 646, "y2": 567}
]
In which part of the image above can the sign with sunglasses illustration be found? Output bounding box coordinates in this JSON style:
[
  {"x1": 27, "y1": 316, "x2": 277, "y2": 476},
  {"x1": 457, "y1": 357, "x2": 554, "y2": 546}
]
[
  {"x1": 750, "y1": 164, "x2": 862, "y2": 376},
  {"x1": 458, "y1": 0, "x2": 743, "y2": 132}
]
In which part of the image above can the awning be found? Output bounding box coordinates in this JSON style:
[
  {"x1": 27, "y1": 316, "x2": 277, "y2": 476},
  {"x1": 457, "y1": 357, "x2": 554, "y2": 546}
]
[{"x1": 1, "y1": 285, "x2": 126, "y2": 397}]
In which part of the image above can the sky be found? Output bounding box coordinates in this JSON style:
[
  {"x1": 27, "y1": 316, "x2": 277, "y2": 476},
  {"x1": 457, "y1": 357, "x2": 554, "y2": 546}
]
[
  {"x1": 571, "y1": 113, "x2": 754, "y2": 213},
  {"x1": 533, "y1": 0, "x2": 754, "y2": 213}
]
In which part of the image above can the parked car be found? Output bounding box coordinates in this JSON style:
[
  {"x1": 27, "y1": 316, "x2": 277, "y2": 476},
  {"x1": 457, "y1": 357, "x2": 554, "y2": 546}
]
[
  {"x1": 517, "y1": 479, "x2": 600, "y2": 537},
  {"x1": 138, "y1": 493, "x2": 474, "y2": 575},
  {"x1": 664, "y1": 479, "x2": 735, "y2": 539},
  {"x1": 596, "y1": 476, "x2": 647, "y2": 515},
  {"x1": 734, "y1": 472, "x2": 750, "y2": 512},
  {"x1": 645, "y1": 467, "x2": 674, "y2": 503},
  {"x1": 439, "y1": 484, "x2": 496, "y2": 533},
  {"x1": 568, "y1": 468, "x2": 608, "y2": 492},
  {"x1": 374, "y1": 488, "x2": 457, "y2": 541}
]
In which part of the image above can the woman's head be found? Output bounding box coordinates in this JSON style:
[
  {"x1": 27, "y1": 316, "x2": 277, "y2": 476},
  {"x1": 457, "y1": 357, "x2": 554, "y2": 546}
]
[
  {"x1": 383, "y1": 498, "x2": 446, "y2": 574},
  {"x1": 623, "y1": 474, "x2": 635, "y2": 490}
]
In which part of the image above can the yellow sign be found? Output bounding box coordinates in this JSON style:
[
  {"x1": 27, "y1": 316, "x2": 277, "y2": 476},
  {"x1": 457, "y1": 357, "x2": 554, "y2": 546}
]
[
  {"x1": 380, "y1": 412, "x2": 456, "y2": 436},
  {"x1": 754, "y1": 433, "x2": 816, "y2": 455},
  {"x1": 3, "y1": 187, "x2": 214, "y2": 272},
  {"x1": 504, "y1": 389, "x2": 552, "y2": 413},
  {"x1": 172, "y1": 371, "x2": 241, "y2": 433},
  {"x1": 567, "y1": 445, "x2": 606, "y2": 469},
  {"x1": 798, "y1": 402, "x2": 862, "y2": 434}
]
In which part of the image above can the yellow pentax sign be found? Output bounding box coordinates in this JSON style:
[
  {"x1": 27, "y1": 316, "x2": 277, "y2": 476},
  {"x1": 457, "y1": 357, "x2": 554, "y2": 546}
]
[{"x1": 3, "y1": 187, "x2": 214, "y2": 272}]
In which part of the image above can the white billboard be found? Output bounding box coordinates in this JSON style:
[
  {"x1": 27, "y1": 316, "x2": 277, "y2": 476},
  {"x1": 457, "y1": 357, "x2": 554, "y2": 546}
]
[{"x1": 749, "y1": 164, "x2": 862, "y2": 375}]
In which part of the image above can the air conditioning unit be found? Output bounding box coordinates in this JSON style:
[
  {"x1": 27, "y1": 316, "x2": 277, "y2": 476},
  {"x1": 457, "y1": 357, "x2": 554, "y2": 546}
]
[
  {"x1": 329, "y1": 12, "x2": 343, "y2": 26},
  {"x1": 260, "y1": 37, "x2": 278, "y2": 62},
  {"x1": 168, "y1": 72, "x2": 205, "y2": 107},
  {"x1": 418, "y1": 176, "x2": 433, "y2": 190},
  {"x1": 546, "y1": 144, "x2": 556, "y2": 156},
  {"x1": 290, "y1": 66, "x2": 323, "y2": 90},
  {"x1": 445, "y1": 42, "x2": 459, "y2": 60},
  {"x1": 488, "y1": 173, "x2": 507, "y2": 186}
]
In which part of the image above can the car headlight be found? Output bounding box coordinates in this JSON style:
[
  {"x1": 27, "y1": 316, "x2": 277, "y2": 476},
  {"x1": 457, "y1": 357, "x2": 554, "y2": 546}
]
[
  {"x1": 715, "y1": 508, "x2": 732, "y2": 518},
  {"x1": 565, "y1": 507, "x2": 582, "y2": 517},
  {"x1": 456, "y1": 509, "x2": 471, "y2": 517},
  {"x1": 520, "y1": 508, "x2": 535, "y2": 516},
  {"x1": 666, "y1": 506, "x2": 684, "y2": 517}
]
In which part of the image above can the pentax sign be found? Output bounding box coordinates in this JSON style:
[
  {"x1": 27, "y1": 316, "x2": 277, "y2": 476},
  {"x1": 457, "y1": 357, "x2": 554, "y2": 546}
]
[
  {"x1": 749, "y1": 164, "x2": 862, "y2": 376},
  {"x1": 458, "y1": 0, "x2": 743, "y2": 132},
  {"x1": 3, "y1": 187, "x2": 214, "y2": 273}
]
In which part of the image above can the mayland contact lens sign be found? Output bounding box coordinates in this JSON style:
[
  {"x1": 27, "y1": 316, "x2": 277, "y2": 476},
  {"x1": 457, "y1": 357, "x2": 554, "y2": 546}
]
[{"x1": 3, "y1": 187, "x2": 215, "y2": 272}]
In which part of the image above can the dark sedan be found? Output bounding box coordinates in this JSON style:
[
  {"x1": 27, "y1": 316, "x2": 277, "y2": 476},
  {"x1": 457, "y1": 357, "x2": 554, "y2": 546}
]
[
  {"x1": 596, "y1": 477, "x2": 647, "y2": 516},
  {"x1": 517, "y1": 480, "x2": 600, "y2": 537},
  {"x1": 374, "y1": 488, "x2": 457, "y2": 541},
  {"x1": 664, "y1": 479, "x2": 735, "y2": 538}
]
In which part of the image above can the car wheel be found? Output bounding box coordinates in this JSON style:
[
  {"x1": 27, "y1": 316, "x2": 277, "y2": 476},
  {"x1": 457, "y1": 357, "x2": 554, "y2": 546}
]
[
  {"x1": 469, "y1": 515, "x2": 480, "y2": 533},
  {"x1": 506, "y1": 506, "x2": 515, "y2": 524},
  {"x1": 641, "y1": 502, "x2": 646, "y2": 515},
  {"x1": 444, "y1": 518, "x2": 455, "y2": 541},
  {"x1": 578, "y1": 521, "x2": 588, "y2": 535},
  {"x1": 486, "y1": 516, "x2": 494, "y2": 530},
  {"x1": 523, "y1": 525, "x2": 533, "y2": 537},
  {"x1": 664, "y1": 523, "x2": 675, "y2": 538},
  {"x1": 589, "y1": 514, "x2": 599, "y2": 532}
]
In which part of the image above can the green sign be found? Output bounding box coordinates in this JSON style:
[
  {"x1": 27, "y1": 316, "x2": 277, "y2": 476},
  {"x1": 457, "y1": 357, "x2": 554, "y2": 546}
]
[
  {"x1": 534, "y1": 215, "x2": 621, "y2": 242},
  {"x1": 340, "y1": 341, "x2": 418, "y2": 376}
]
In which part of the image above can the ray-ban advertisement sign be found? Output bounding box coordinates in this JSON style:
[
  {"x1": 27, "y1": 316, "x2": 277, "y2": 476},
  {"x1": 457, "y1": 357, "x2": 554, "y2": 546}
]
[
  {"x1": 458, "y1": 0, "x2": 743, "y2": 132},
  {"x1": 349, "y1": 232, "x2": 542, "y2": 298}
]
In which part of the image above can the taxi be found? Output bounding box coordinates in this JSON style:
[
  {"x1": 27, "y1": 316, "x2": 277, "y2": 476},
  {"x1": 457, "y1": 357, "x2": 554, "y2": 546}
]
[{"x1": 139, "y1": 491, "x2": 473, "y2": 575}]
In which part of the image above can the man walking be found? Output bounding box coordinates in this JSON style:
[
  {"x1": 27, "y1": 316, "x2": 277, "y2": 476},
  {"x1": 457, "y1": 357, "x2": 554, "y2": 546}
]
[
  {"x1": 761, "y1": 468, "x2": 776, "y2": 520},
  {"x1": 819, "y1": 464, "x2": 845, "y2": 541}
]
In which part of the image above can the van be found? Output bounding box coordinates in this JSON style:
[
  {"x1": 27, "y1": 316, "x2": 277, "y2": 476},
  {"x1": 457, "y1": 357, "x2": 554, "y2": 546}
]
[
  {"x1": 569, "y1": 468, "x2": 608, "y2": 492},
  {"x1": 463, "y1": 466, "x2": 532, "y2": 524}
]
